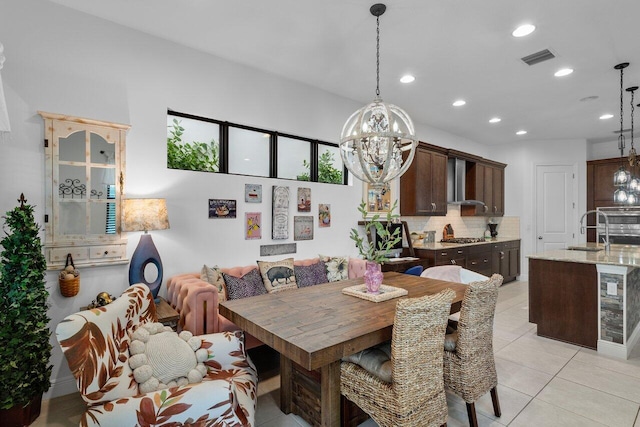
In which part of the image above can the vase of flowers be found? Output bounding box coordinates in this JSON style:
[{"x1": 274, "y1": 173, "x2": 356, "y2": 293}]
[{"x1": 350, "y1": 200, "x2": 402, "y2": 294}]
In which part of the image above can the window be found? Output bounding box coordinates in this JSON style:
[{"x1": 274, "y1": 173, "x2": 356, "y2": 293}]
[
  {"x1": 278, "y1": 136, "x2": 310, "y2": 180},
  {"x1": 228, "y1": 127, "x2": 270, "y2": 177},
  {"x1": 167, "y1": 110, "x2": 346, "y2": 185},
  {"x1": 167, "y1": 116, "x2": 220, "y2": 172}
]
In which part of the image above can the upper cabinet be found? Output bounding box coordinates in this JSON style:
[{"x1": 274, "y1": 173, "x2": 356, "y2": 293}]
[
  {"x1": 400, "y1": 142, "x2": 448, "y2": 216},
  {"x1": 40, "y1": 112, "x2": 129, "y2": 269},
  {"x1": 461, "y1": 159, "x2": 506, "y2": 217}
]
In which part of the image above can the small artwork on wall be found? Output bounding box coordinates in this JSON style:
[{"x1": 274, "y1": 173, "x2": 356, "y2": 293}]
[
  {"x1": 272, "y1": 186, "x2": 290, "y2": 240},
  {"x1": 245, "y1": 212, "x2": 262, "y2": 240},
  {"x1": 294, "y1": 216, "x2": 314, "y2": 241},
  {"x1": 245, "y1": 184, "x2": 262, "y2": 203},
  {"x1": 208, "y1": 199, "x2": 236, "y2": 218},
  {"x1": 297, "y1": 187, "x2": 311, "y2": 212},
  {"x1": 318, "y1": 204, "x2": 331, "y2": 228}
]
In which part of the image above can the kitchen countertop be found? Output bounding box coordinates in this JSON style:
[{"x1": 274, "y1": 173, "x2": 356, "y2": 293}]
[
  {"x1": 527, "y1": 242, "x2": 640, "y2": 267},
  {"x1": 412, "y1": 237, "x2": 520, "y2": 251}
]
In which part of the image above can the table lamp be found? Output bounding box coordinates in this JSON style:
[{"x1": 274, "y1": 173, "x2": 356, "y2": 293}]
[{"x1": 123, "y1": 198, "x2": 170, "y2": 301}]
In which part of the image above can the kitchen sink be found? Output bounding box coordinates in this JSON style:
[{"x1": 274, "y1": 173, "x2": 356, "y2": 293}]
[{"x1": 566, "y1": 246, "x2": 604, "y2": 252}]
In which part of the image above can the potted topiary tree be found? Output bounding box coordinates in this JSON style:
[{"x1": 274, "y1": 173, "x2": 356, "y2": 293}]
[
  {"x1": 350, "y1": 199, "x2": 402, "y2": 294},
  {"x1": 0, "y1": 194, "x2": 52, "y2": 426}
]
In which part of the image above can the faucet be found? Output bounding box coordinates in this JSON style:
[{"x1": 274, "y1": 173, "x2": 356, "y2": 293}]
[{"x1": 579, "y1": 209, "x2": 610, "y2": 254}]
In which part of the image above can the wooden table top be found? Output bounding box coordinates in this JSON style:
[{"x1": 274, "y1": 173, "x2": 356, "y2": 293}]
[{"x1": 219, "y1": 272, "x2": 466, "y2": 371}]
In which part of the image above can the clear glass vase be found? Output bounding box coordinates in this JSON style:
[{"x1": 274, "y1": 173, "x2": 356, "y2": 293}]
[{"x1": 364, "y1": 261, "x2": 383, "y2": 294}]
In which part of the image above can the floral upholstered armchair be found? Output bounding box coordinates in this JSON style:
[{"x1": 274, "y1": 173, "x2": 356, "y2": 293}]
[{"x1": 55, "y1": 284, "x2": 257, "y2": 427}]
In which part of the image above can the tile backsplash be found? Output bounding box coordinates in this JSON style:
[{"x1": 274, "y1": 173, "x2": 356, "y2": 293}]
[{"x1": 401, "y1": 205, "x2": 520, "y2": 240}]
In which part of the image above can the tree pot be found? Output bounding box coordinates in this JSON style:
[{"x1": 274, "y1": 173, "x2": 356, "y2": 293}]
[{"x1": 0, "y1": 394, "x2": 43, "y2": 427}]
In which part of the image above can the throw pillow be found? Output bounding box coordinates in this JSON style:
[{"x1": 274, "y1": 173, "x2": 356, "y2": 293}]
[
  {"x1": 319, "y1": 254, "x2": 349, "y2": 282},
  {"x1": 294, "y1": 261, "x2": 328, "y2": 288},
  {"x1": 200, "y1": 264, "x2": 228, "y2": 301},
  {"x1": 222, "y1": 269, "x2": 267, "y2": 300},
  {"x1": 257, "y1": 258, "x2": 297, "y2": 293},
  {"x1": 128, "y1": 322, "x2": 209, "y2": 393}
]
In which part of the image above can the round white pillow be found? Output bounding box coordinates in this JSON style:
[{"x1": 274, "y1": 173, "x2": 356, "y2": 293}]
[{"x1": 128, "y1": 323, "x2": 207, "y2": 393}]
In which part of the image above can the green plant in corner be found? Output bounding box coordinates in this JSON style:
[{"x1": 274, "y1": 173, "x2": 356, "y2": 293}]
[
  {"x1": 0, "y1": 195, "x2": 52, "y2": 421},
  {"x1": 297, "y1": 150, "x2": 343, "y2": 184},
  {"x1": 167, "y1": 118, "x2": 219, "y2": 172},
  {"x1": 350, "y1": 199, "x2": 402, "y2": 264}
]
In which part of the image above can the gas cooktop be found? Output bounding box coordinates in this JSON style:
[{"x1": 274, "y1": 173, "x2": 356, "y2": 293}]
[{"x1": 440, "y1": 237, "x2": 486, "y2": 244}]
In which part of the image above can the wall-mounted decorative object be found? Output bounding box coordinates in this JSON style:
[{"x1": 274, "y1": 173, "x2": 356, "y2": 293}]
[
  {"x1": 260, "y1": 243, "x2": 297, "y2": 257},
  {"x1": 364, "y1": 181, "x2": 393, "y2": 215},
  {"x1": 245, "y1": 184, "x2": 262, "y2": 203},
  {"x1": 272, "y1": 186, "x2": 289, "y2": 239},
  {"x1": 297, "y1": 187, "x2": 311, "y2": 212},
  {"x1": 294, "y1": 216, "x2": 314, "y2": 241},
  {"x1": 245, "y1": 212, "x2": 262, "y2": 240},
  {"x1": 208, "y1": 199, "x2": 236, "y2": 218},
  {"x1": 319, "y1": 204, "x2": 331, "y2": 228}
]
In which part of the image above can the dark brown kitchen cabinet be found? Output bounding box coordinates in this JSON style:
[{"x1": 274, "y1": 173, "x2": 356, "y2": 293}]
[
  {"x1": 491, "y1": 240, "x2": 520, "y2": 282},
  {"x1": 400, "y1": 142, "x2": 448, "y2": 216},
  {"x1": 586, "y1": 157, "x2": 632, "y2": 242},
  {"x1": 466, "y1": 244, "x2": 492, "y2": 277},
  {"x1": 461, "y1": 160, "x2": 506, "y2": 217}
]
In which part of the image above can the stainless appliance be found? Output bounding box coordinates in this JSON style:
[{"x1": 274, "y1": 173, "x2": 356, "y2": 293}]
[
  {"x1": 596, "y1": 207, "x2": 640, "y2": 244},
  {"x1": 447, "y1": 158, "x2": 485, "y2": 205}
]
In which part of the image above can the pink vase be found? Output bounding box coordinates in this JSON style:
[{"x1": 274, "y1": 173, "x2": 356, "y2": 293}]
[{"x1": 364, "y1": 261, "x2": 383, "y2": 294}]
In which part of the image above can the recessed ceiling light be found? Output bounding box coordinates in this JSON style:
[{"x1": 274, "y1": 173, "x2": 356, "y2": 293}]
[
  {"x1": 244, "y1": 158, "x2": 251, "y2": 161},
  {"x1": 554, "y1": 68, "x2": 574, "y2": 77},
  {"x1": 400, "y1": 74, "x2": 415, "y2": 83},
  {"x1": 516, "y1": 130, "x2": 527, "y2": 135},
  {"x1": 452, "y1": 100, "x2": 466, "y2": 107},
  {"x1": 600, "y1": 114, "x2": 614, "y2": 120},
  {"x1": 489, "y1": 117, "x2": 501, "y2": 124},
  {"x1": 512, "y1": 24, "x2": 536, "y2": 38}
]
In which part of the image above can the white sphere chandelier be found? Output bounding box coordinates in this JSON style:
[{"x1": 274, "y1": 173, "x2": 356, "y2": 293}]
[{"x1": 340, "y1": 4, "x2": 417, "y2": 189}]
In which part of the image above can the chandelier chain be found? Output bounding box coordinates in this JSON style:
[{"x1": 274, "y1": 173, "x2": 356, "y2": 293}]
[
  {"x1": 619, "y1": 66, "x2": 626, "y2": 155},
  {"x1": 376, "y1": 15, "x2": 380, "y2": 97}
]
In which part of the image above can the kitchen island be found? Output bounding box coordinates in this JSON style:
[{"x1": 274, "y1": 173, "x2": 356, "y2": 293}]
[{"x1": 528, "y1": 243, "x2": 640, "y2": 359}]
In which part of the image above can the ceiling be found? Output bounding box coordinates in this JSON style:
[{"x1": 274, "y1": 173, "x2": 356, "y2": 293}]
[{"x1": 49, "y1": 0, "x2": 640, "y2": 146}]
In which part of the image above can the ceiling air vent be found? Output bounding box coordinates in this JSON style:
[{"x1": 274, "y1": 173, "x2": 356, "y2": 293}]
[{"x1": 521, "y1": 49, "x2": 555, "y2": 66}]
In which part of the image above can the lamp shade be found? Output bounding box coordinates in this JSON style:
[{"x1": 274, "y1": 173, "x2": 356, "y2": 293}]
[{"x1": 123, "y1": 198, "x2": 170, "y2": 232}]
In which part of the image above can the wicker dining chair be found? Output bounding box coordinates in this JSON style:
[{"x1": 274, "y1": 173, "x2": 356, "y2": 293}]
[
  {"x1": 443, "y1": 274, "x2": 503, "y2": 427},
  {"x1": 341, "y1": 288, "x2": 455, "y2": 427}
]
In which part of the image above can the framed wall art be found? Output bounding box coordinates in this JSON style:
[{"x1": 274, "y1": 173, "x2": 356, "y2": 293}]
[
  {"x1": 294, "y1": 216, "x2": 313, "y2": 241},
  {"x1": 272, "y1": 186, "x2": 289, "y2": 239},
  {"x1": 297, "y1": 187, "x2": 311, "y2": 212},
  {"x1": 245, "y1": 184, "x2": 262, "y2": 203},
  {"x1": 245, "y1": 212, "x2": 262, "y2": 240},
  {"x1": 318, "y1": 204, "x2": 331, "y2": 228},
  {"x1": 363, "y1": 181, "x2": 395, "y2": 216},
  {"x1": 208, "y1": 199, "x2": 236, "y2": 218}
]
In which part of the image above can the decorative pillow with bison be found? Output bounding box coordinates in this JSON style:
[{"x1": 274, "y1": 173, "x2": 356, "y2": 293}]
[{"x1": 257, "y1": 258, "x2": 297, "y2": 293}]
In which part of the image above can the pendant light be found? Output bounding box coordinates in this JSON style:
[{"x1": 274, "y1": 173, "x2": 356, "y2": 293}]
[
  {"x1": 627, "y1": 85, "x2": 639, "y2": 205},
  {"x1": 613, "y1": 63, "x2": 630, "y2": 204},
  {"x1": 340, "y1": 3, "x2": 418, "y2": 189}
]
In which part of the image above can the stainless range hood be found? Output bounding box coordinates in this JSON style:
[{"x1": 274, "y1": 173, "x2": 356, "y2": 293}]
[{"x1": 447, "y1": 158, "x2": 486, "y2": 205}]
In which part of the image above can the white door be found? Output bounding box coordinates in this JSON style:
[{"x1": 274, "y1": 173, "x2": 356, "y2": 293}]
[{"x1": 536, "y1": 165, "x2": 575, "y2": 252}]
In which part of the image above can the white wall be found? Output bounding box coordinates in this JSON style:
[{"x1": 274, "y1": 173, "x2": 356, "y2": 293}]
[
  {"x1": 488, "y1": 139, "x2": 589, "y2": 279},
  {"x1": 0, "y1": 0, "x2": 490, "y2": 398}
]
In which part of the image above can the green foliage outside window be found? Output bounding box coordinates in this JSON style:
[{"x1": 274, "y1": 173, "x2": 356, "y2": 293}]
[
  {"x1": 167, "y1": 118, "x2": 219, "y2": 172},
  {"x1": 297, "y1": 150, "x2": 343, "y2": 184}
]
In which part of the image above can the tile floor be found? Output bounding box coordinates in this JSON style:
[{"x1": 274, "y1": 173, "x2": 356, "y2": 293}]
[{"x1": 35, "y1": 280, "x2": 640, "y2": 426}]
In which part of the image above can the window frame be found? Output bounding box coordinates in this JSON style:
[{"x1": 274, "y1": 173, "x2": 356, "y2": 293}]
[{"x1": 168, "y1": 109, "x2": 347, "y2": 185}]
